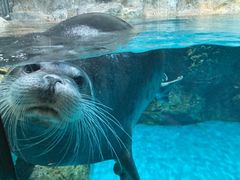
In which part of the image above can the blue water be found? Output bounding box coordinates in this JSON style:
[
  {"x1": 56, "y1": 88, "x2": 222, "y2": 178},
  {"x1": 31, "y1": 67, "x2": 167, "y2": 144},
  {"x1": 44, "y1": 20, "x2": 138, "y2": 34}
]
[
  {"x1": 91, "y1": 121, "x2": 240, "y2": 179},
  {"x1": 1, "y1": 14, "x2": 240, "y2": 179},
  {"x1": 117, "y1": 15, "x2": 240, "y2": 53},
  {"x1": 1, "y1": 15, "x2": 240, "y2": 66}
]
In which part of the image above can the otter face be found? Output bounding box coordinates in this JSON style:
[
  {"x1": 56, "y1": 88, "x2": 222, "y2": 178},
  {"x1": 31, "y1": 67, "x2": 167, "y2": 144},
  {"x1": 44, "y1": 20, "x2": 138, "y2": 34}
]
[
  {"x1": 0, "y1": 62, "x2": 94, "y2": 127},
  {"x1": 0, "y1": 62, "x2": 124, "y2": 163}
]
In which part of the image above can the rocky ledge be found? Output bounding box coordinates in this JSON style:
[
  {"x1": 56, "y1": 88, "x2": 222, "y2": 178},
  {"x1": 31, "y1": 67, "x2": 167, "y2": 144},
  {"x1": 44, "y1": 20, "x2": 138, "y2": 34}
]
[{"x1": 2, "y1": 0, "x2": 240, "y2": 22}]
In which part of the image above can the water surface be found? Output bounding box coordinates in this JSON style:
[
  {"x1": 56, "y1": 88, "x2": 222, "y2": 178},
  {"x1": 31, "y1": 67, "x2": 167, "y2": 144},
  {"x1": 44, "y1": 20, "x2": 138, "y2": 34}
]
[
  {"x1": 0, "y1": 15, "x2": 240, "y2": 66},
  {"x1": 118, "y1": 15, "x2": 240, "y2": 52}
]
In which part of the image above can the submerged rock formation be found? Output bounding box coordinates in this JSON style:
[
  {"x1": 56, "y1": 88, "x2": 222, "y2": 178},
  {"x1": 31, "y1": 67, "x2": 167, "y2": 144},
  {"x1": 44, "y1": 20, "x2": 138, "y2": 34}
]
[
  {"x1": 140, "y1": 45, "x2": 240, "y2": 125},
  {"x1": 29, "y1": 165, "x2": 89, "y2": 180}
]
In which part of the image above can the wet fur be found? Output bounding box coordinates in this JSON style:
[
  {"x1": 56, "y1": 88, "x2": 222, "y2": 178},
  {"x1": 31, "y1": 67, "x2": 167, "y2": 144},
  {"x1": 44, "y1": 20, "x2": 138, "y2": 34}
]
[
  {"x1": 0, "y1": 13, "x2": 164, "y2": 180},
  {"x1": 0, "y1": 51, "x2": 164, "y2": 179}
]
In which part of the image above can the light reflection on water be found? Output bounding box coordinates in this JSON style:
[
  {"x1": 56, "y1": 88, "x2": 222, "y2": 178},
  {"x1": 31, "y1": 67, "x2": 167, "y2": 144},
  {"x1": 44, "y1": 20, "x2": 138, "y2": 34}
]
[
  {"x1": 0, "y1": 26, "x2": 135, "y2": 66},
  {"x1": 118, "y1": 15, "x2": 240, "y2": 53},
  {"x1": 0, "y1": 15, "x2": 240, "y2": 67}
]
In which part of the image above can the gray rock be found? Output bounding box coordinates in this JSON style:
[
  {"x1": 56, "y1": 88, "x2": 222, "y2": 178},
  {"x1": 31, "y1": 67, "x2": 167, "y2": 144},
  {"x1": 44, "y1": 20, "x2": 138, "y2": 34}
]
[
  {"x1": 140, "y1": 45, "x2": 240, "y2": 125},
  {"x1": 9, "y1": 0, "x2": 240, "y2": 22},
  {"x1": 29, "y1": 165, "x2": 89, "y2": 180}
]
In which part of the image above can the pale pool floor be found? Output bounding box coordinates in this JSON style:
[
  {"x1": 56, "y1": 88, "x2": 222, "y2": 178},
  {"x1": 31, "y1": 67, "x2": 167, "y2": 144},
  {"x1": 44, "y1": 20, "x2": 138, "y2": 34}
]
[{"x1": 91, "y1": 121, "x2": 240, "y2": 180}]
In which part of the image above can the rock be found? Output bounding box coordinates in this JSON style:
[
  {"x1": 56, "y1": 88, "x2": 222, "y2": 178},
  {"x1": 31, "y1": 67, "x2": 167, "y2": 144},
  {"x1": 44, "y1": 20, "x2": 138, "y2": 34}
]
[
  {"x1": 52, "y1": 9, "x2": 68, "y2": 20},
  {"x1": 7, "y1": 0, "x2": 240, "y2": 22},
  {"x1": 29, "y1": 165, "x2": 89, "y2": 180},
  {"x1": 140, "y1": 45, "x2": 240, "y2": 125},
  {"x1": 144, "y1": 0, "x2": 178, "y2": 18},
  {"x1": 76, "y1": 2, "x2": 124, "y2": 17},
  {"x1": 139, "y1": 85, "x2": 205, "y2": 125},
  {"x1": 176, "y1": 0, "x2": 240, "y2": 16},
  {"x1": 10, "y1": 11, "x2": 49, "y2": 22}
]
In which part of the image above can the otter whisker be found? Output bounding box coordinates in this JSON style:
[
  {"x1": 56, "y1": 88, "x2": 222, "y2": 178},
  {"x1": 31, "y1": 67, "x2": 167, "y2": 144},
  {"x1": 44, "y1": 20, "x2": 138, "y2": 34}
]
[
  {"x1": 17, "y1": 119, "x2": 62, "y2": 141},
  {"x1": 82, "y1": 110, "x2": 104, "y2": 161},
  {"x1": 18, "y1": 122, "x2": 63, "y2": 152},
  {"x1": 80, "y1": 101, "x2": 123, "y2": 163},
  {"x1": 81, "y1": 97, "x2": 131, "y2": 139},
  {"x1": 83, "y1": 100, "x2": 131, "y2": 150},
  {"x1": 28, "y1": 122, "x2": 66, "y2": 157},
  {"x1": 71, "y1": 121, "x2": 81, "y2": 164},
  {"x1": 53, "y1": 123, "x2": 73, "y2": 165}
]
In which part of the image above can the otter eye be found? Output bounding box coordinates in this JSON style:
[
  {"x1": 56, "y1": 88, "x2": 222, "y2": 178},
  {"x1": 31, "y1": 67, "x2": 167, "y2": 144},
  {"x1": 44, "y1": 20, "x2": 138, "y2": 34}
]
[
  {"x1": 73, "y1": 76, "x2": 85, "y2": 86},
  {"x1": 23, "y1": 64, "x2": 41, "y2": 73}
]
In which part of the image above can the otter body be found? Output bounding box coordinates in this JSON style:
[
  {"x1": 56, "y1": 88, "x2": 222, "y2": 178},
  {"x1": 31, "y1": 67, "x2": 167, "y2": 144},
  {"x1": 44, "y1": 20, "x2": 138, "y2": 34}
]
[{"x1": 0, "y1": 13, "x2": 164, "y2": 180}]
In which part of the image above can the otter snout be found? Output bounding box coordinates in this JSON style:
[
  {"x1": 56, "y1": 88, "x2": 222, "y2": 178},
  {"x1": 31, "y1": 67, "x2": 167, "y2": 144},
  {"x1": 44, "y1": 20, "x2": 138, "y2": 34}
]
[
  {"x1": 43, "y1": 74, "x2": 63, "y2": 96},
  {"x1": 43, "y1": 74, "x2": 63, "y2": 85},
  {"x1": 39, "y1": 74, "x2": 64, "y2": 102}
]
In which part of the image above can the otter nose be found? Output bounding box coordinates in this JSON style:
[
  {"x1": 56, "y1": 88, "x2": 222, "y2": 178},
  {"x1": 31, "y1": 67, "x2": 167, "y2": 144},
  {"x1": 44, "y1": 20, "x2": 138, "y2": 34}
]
[
  {"x1": 43, "y1": 75, "x2": 63, "y2": 95},
  {"x1": 43, "y1": 74, "x2": 63, "y2": 85}
]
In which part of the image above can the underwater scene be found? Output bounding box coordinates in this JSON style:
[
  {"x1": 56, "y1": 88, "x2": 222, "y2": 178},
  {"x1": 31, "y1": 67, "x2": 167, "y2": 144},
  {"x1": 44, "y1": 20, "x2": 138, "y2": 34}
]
[{"x1": 0, "y1": 1, "x2": 240, "y2": 180}]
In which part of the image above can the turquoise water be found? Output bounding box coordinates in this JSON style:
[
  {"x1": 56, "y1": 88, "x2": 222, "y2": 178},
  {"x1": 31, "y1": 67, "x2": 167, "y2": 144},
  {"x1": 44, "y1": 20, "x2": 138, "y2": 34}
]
[
  {"x1": 90, "y1": 15, "x2": 240, "y2": 180},
  {"x1": 1, "y1": 14, "x2": 240, "y2": 179},
  {"x1": 117, "y1": 15, "x2": 240, "y2": 53},
  {"x1": 91, "y1": 121, "x2": 240, "y2": 179},
  {"x1": 1, "y1": 15, "x2": 240, "y2": 65}
]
